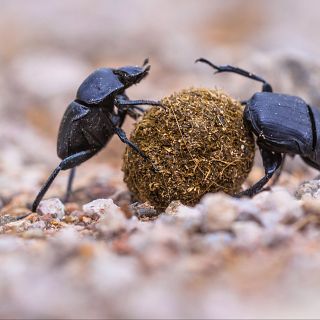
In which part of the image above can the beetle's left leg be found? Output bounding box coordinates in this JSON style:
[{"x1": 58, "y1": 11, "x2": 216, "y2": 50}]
[
  {"x1": 196, "y1": 58, "x2": 273, "y2": 92},
  {"x1": 237, "y1": 148, "x2": 282, "y2": 197},
  {"x1": 63, "y1": 167, "x2": 76, "y2": 202},
  {"x1": 115, "y1": 96, "x2": 162, "y2": 111}
]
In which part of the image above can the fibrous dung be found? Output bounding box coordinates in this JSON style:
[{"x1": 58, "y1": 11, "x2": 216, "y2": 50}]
[{"x1": 123, "y1": 88, "x2": 255, "y2": 211}]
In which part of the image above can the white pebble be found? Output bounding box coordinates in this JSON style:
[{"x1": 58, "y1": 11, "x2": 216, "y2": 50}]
[
  {"x1": 37, "y1": 198, "x2": 65, "y2": 220},
  {"x1": 83, "y1": 198, "x2": 121, "y2": 217}
]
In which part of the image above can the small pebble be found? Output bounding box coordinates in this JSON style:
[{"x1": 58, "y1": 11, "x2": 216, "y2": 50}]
[
  {"x1": 296, "y1": 179, "x2": 320, "y2": 200},
  {"x1": 37, "y1": 198, "x2": 65, "y2": 220},
  {"x1": 201, "y1": 193, "x2": 238, "y2": 232},
  {"x1": 83, "y1": 198, "x2": 121, "y2": 217}
]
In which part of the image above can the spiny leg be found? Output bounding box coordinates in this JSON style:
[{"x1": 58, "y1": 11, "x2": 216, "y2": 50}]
[
  {"x1": 115, "y1": 97, "x2": 162, "y2": 109},
  {"x1": 63, "y1": 167, "x2": 76, "y2": 203},
  {"x1": 114, "y1": 127, "x2": 148, "y2": 160},
  {"x1": 196, "y1": 57, "x2": 273, "y2": 92},
  {"x1": 260, "y1": 154, "x2": 286, "y2": 193},
  {"x1": 237, "y1": 148, "x2": 282, "y2": 197},
  {"x1": 114, "y1": 126, "x2": 158, "y2": 172},
  {"x1": 32, "y1": 150, "x2": 96, "y2": 212}
]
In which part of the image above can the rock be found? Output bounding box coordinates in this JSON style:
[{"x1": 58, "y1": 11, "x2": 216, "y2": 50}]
[
  {"x1": 37, "y1": 198, "x2": 65, "y2": 220},
  {"x1": 232, "y1": 221, "x2": 263, "y2": 246},
  {"x1": 301, "y1": 198, "x2": 320, "y2": 215},
  {"x1": 89, "y1": 199, "x2": 127, "y2": 236},
  {"x1": 1, "y1": 219, "x2": 32, "y2": 234},
  {"x1": 82, "y1": 198, "x2": 121, "y2": 217},
  {"x1": 261, "y1": 225, "x2": 294, "y2": 247},
  {"x1": 296, "y1": 179, "x2": 320, "y2": 200},
  {"x1": 201, "y1": 193, "x2": 238, "y2": 232},
  {"x1": 201, "y1": 232, "x2": 235, "y2": 250},
  {"x1": 0, "y1": 214, "x2": 26, "y2": 226},
  {"x1": 165, "y1": 201, "x2": 183, "y2": 216},
  {"x1": 253, "y1": 188, "x2": 303, "y2": 227},
  {"x1": 174, "y1": 204, "x2": 204, "y2": 233},
  {"x1": 22, "y1": 228, "x2": 45, "y2": 239},
  {"x1": 30, "y1": 220, "x2": 46, "y2": 230}
]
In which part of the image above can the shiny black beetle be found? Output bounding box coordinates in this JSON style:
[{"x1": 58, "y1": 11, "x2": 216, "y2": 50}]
[
  {"x1": 32, "y1": 59, "x2": 160, "y2": 212},
  {"x1": 196, "y1": 57, "x2": 320, "y2": 197}
]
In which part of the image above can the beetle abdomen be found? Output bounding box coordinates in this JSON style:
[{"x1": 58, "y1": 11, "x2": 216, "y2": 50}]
[{"x1": 245, "y1": 92, "x2": 313, "y2": 155}]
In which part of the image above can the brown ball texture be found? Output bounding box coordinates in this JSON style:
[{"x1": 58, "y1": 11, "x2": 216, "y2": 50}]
[{"x1": 122, "y1": 88, "x2": 255, "y2": 211}]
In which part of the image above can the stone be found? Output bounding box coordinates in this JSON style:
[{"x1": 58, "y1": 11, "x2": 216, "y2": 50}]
[
  {"x1": 201, "y1": 193, "x2": 238, "y2": 232},
  {"x1": 82, "y1": 198, "x2": 122, "y2": 217},
  {"x1": 37, "y1": 198, "x2": 65, "y2": 220}
]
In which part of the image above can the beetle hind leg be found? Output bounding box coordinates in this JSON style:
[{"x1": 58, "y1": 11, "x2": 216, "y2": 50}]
[
  {"x1": 269, "y1": 154, "x2": 286, "y2": 187},
  {"x1": 32, "y1": 150, "x2": 96, "y2": 212},
  {"x1": 237, "y1": 148, "x2": 282, "y2": 197},
  {"x1": 63, "y1": 167, "x2": 76, "y2": 203}
]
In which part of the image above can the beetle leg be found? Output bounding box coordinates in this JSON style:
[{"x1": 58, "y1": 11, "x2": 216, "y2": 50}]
[
  {"x1": 32, "y1": 149, "x2": 96, "y2": 212},
  {"x1": 114, "y1": 127, "x2": 148, "y2": 160},
  {"x1": 237, "y1": 149, "x2": 282, "y2": 197},
  {"x1": 114, "y1": 126, "x2": 159, "y2": 172},
  {"x1": 196, "y1": 58, "x2": 273, "y2": 93},
  {"x1": 115, "y1": 97, "x2": 162, "y2": 109},
  {"x1": 63, "y1": 167, "x2": 76, "y2": 203},
  {"x1": 269, "y1": 154, "x2": 286, "y2": 187}
]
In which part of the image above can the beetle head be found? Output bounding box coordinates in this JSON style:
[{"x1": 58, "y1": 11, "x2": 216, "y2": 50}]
[{"x1": 113, "y1": 59, "x2": 150, "y2": 87}]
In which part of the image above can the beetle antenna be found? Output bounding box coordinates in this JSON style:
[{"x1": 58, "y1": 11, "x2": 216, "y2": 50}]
[
  {"x1": 142, "y1": 58, "x2": 149, "y2": 67},
  {"x1": 144, "y1": 65, "x2": 151, "y2": 73}
]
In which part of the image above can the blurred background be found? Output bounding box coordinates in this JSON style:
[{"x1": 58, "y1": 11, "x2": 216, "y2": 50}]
[{"x1": 1, "y1": 0, "x2": 320, "y2": 197}]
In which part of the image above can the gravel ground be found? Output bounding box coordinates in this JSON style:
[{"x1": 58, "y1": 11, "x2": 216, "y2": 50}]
[{"x1": 2, "y1": 1, "x2": 320, "y2": 319}]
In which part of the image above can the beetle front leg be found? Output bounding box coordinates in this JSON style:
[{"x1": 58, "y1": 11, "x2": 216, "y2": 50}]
[
  {"x1": 114, "y1": 127, "x2": 148, "y2": 160},
  {"x1": 237, "y1": 148, "x2": 282, "y2": 197},
  {"x1": 114, "y1": 126, "x2": 158, "y2": 172},
  {"x1": 115, "y1": 96, "x2": 162, "y2": 110},
  {"x1": 196, "y1": 58, "x2": 273, "y2": 93}
]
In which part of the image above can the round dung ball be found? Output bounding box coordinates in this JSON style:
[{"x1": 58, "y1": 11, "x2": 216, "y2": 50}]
[{"x1": 122, "y1": 88, "x2": 255, "y2": 211}]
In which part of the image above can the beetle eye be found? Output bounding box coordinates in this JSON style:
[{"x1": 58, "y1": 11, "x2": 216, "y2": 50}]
[
  {"x1": 113, "y1": 69, "x2": 124, "y2": 77},
  {"x1": 114, "y1": 69, "x2": 130, "y2": 80}
]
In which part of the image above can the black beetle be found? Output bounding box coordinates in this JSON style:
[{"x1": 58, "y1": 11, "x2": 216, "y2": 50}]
[
  {"x1": 196, "y1": 57, "x2": 320, "y2": 197},
  {"x1": 32, "y1": 59, "x2": 161, "y2": 212}
]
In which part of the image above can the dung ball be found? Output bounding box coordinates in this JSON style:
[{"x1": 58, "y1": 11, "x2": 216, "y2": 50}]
[{"x1": 122, "y1": 88, "x2": 255, "y2": 211}]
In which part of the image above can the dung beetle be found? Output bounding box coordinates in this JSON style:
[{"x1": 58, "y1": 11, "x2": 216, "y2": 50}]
[
  {"x1": 196, "y1": 57, "x2": 320, "y2": 197},
  {"x1": 32, "y1": 59, "x2": 161, "y2": 212}
]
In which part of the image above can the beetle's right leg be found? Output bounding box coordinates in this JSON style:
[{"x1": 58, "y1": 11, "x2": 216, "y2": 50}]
[
  {"x1": 196, "y1": 58, "x2": 273, "y2": 92},
  {"x1": 269, "y1": 154, "x2": 286, "y2": 187},
  {"x1": 237, "y1": 148, "x2": 282, "y2": 197},
  {"x1": 32, "y1": 150, "x2": 96, "y2": 212}
]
